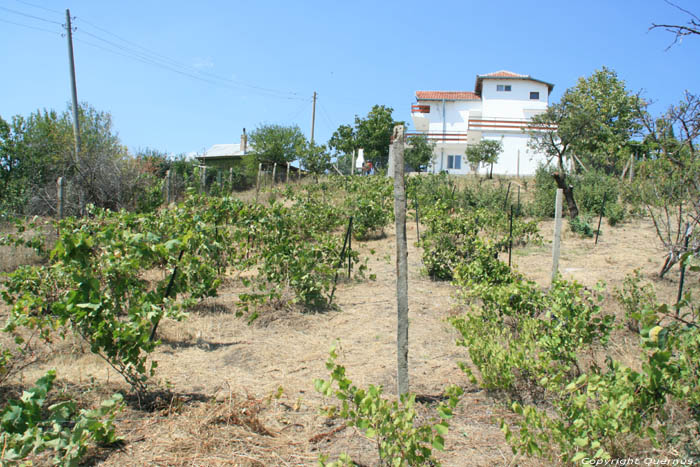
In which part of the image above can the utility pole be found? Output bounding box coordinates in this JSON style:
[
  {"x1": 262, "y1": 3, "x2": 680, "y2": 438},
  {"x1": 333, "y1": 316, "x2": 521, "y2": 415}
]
[
  {"x1": 65, "y1": 9, "x2": 81, "y2": 162},
  {"x1": 310, "y1": 91, "x2": 317, "y2": 144},
  {"x1": 65, "y1": 9, "x2": 84, "y2": 214}
]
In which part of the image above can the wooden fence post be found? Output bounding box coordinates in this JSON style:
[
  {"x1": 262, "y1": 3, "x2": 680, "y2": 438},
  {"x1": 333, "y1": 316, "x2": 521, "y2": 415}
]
[
  {"x1": 229, "y1": 167, "x2": 234, "y2": 191},
  {"x1": 57, "y1": 177, "x2": 64, "y2": 219},
  {"x1": 392, "y1": 124, "x2": 409, "y2": 397},
  {"x1": 551, "y1": 188, "x2": 563, "y2": 285},
  {"x1": 594, "y1": 193, "x2": 607, "y2": 246},
  {"x1": 256, "y1": 163, "x2": 262, "y2": 202},
  {"x1": 272, "y1": 162, "x2": 277, "y2": 184},
  {"x1": 164, "y1": 170, "x2": 171, "y2": 204},
  {"x1": 508, "y1": 205, "x2": 514, "y2": 267},
  {"x1": 200, "y1": 166, "x2": 207, "y2": 194}
]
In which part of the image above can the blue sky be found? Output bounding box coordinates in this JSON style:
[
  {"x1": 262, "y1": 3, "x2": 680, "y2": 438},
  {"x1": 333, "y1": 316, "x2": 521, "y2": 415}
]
[{"x1": 1, "y1": 0, "x2": 699, "y2": 157}]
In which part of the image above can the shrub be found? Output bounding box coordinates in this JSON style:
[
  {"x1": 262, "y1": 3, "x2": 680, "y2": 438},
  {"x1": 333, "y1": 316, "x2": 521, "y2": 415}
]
[
  {"x1": 315, "y1": 343, "x2": 463, "y2": 466},
  {"x1": 569, "y1": 214, "x2": 596, "y2": 237},
  {"x1": 0, "y1": 370, "x2": 122, "y2": 466},
  {"x1": 529, "y1": 165, "x2": 558, "y2": 218}
]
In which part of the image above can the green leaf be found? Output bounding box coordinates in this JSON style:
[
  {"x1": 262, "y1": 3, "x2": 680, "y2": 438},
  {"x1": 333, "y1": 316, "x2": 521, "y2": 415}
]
[{"x1": 434, "y1": 422, "x2": 449, "y2": 436}]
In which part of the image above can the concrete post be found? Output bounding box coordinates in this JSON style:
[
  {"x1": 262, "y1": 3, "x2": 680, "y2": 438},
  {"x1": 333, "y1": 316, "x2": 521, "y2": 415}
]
[
  {"x1": 392, "y1": 124, "x2": 409, "y2": 396},
  {"x1": 551, "y1": 188, "x2": 563, "y2": 285},
  {"x1": 57, "y1": 177, "x2": 64, "y2": 219}
]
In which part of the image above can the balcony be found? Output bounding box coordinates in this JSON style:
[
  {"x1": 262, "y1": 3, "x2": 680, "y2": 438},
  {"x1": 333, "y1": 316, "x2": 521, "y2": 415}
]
[
  {"x1": 405, "y1": 131, "x2": 469, "y2": 143},
  {"x1": 411, "y1": 104, "x2": 430, "y2": 113},
  {"x1": 468, "y1": 116, "x2": 556, "y2": 132},
  {"x1": 411, "y1": 104, "x2": 431, "y2": 131}
]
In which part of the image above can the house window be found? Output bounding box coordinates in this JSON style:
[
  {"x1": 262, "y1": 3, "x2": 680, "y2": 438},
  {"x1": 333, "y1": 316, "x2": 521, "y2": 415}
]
[
  {"x1": 530, "y1": 91, "x2": 540, "y2": 100},
  {"x1": 497, "y1": 84, "x2": 512, "y2": 92},
  {"x1": 447, "y1": 155, "x2": 462, "y2": 170}
]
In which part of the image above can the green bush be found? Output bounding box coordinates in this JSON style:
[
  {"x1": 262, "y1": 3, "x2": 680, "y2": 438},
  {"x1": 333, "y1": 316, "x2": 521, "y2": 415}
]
[
  {"x1": 530, "y1": 167, "x2": 626, "y2": 224},
  {"x1": 0, "y1": 370, "x2": 122, "y2": 466},
  {"x1": 606, "y1": 202, "x2": 626, "y2": 226},
  {"x1": 529, "y1": 166, "x2": 558, "y2": 218},
  {"x1": 570, "y1": 214, "x2": 596, "y2": 237},
  {"x1": 315, "y1": 343, "x2": 463, "y2": 466}
]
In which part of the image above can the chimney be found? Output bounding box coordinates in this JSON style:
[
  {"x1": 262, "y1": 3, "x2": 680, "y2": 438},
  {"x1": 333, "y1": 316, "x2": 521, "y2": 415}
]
[{"x1": 241, "y1": 128, "x2": 247, "y2": 154}]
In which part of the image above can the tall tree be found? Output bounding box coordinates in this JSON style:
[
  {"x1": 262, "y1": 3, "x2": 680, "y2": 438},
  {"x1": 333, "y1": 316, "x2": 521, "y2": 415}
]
[
  {"x1": 330, "y1": 105, "x2": 402, "y2": 170},
  {"x1": 356, "y1": 105, "x2": 401, "y2": 168},
  {"x1": 248, "y1": 124, "x2": 305, "y2": 165},
  {"x1": 529, "y1": 67, "x2": 645, "y2": 218},
  {"x1": 245, "y1": 123, "x2": 306, "y2": 177},
  {"x1": 559, "y1": 67, "x2": 643, "y2": 175},
  {"x1": 328, "y1": 124, "x2": 357, "y2": 175},
  {"x1": 465, "y1": 139, "x2": 502, "y2": 179},
  {"x1": 0, "y1": 104, "x2": 159, "y2": 215},
  {"x1": 404, "y1": 134, "x2": 436, "y2": 173}
]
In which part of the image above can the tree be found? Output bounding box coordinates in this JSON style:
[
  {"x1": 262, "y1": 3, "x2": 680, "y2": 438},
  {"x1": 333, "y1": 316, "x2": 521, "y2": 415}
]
[
  {"x1": 559, "y1": 67, "x2": 643, "y2": 175},
  {"x1": 633, "y1": 92, "x2": 700, "y2": 277},
  {"x1": 650, "y1": 1, "x2": 700, "y2": 48},
  {"x1": 244, "y1": 123, "x2": 306, "y2": 179},
  {"x1": 0, "y1": 104, "x2": 151, "y2": 215},
  {"x1": 248, "y1": 124, "x2": 305, "y2": 165},
  {"x1": 299, "y1": 142, "x2": 331, "y2": 177},
  {"x1": 405, "y1": 134, "x2": 436, "y2": 173},
  {"x1": 328, "y1": 124, "x2": 357, "y2": 175},
  {"x1": 528, "y1": 67, "x2": 645, "y2": 218},
  {"x1": 465, "y1": 139, "x2": 502, "y2": 179},
  {"x1": 330, "y1": 105, "x2": 402, "y2": 170},
  {"x1": 356, "y1": 105, "x2": 402, "y2": 168}
]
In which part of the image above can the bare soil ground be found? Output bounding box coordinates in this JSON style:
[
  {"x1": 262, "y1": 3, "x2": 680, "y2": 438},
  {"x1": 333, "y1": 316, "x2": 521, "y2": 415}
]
[{"x1": 3, "y1": 212, "x2": 698, "y2": 466}]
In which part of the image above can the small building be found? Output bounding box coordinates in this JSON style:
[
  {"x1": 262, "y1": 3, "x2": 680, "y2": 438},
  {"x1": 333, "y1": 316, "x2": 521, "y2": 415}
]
[
  {"x1": 196, "y1": 129, "x2": 249, "y2": 170},
  {"x1": 410, "y1": 70, "x2": 554, "y2": 176}
]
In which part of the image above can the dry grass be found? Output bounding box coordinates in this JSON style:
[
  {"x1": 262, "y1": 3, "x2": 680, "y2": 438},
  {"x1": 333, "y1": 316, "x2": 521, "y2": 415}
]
[
  {"x1": 1, "y1": 198, "x2": 698, "y2": 465},
  {"x1": 0, "y1": 221, "x2": 49, "y2": 274}
]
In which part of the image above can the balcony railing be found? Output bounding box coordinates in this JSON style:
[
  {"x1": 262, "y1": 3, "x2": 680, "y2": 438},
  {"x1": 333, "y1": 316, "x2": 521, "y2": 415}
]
[
  {"x1": 404, "y1": 131, "x2": 468, "y2": 142},
  {"x1": 411, "y1": 104, "x2": 430, "y2": 113},
  {"x1": 468, "y1": 117, "x2": 556, "y2": 131}
]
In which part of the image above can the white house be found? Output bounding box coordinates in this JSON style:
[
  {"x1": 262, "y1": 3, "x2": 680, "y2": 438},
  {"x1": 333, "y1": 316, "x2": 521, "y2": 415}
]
[{"x1": 410, "y1": 70, "x2": 554, "y2": 176}]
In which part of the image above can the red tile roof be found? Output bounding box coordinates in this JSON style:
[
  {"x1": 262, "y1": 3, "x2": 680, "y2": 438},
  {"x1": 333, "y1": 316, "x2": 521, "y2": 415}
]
[
  {"x1": 474, "y1": 71, "x2": 554, "y2": 95},
  {"x1": 479, "y1": 70, "x2": 528, "y2": 78},
  {"x1": 415, "y1": 91, "x2": 480, "y2": 101}
]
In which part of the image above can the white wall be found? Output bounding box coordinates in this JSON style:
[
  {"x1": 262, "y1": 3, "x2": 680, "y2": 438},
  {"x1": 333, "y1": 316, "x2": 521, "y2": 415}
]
[
  {"x1": 414, "y1": 78, "x2": 551, "y2": 176},
  {"x1": 481, "y1": 132, "x2": 543, "y2": 176},
  {"x1": 481, "y1": 80, "x2": 548, "y2": 119},
  {"x1": 421, "y1": 100, "x2": 480, "y2": 133}
]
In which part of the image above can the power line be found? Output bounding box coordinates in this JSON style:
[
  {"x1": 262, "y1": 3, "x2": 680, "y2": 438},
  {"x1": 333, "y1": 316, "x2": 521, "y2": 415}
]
[
  {"x1": 73, "y1": 35, "x2": 307, "y2": 103},
  {"x1": 12, "y1": 0, "x2": 63, "y2": 15},
  {"x1": 0, "y1": 5, "x2": 61, "y2": 25},
  {"x1": 73, "y1": 37, "x2": 240, "y2": 90},
  {"x1": 73, "y1": 16, "x2": 305, "y2": 100},
  {"x1": 285, "y1": 98, "x2": 312, "y2": 123},
  {"x1": 319, "y1": 101, "x2": 338, "y2": 132},
  {"x1": 0, "y1": 16, "x2": 60, "y2": 35}
]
